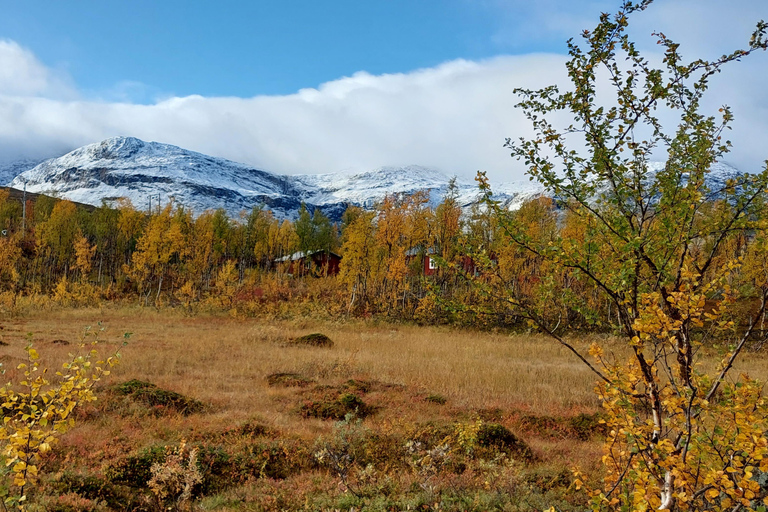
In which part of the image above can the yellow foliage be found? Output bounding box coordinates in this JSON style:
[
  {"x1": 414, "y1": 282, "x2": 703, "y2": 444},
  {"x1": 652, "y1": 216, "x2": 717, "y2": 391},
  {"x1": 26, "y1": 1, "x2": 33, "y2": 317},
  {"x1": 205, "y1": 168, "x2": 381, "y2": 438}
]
[
  {"x1": 0, "y1": 328, "x2": 122, "y2": 509},
  {"x1": 52, "y1": 276, "x2": 101, "y2": 307},
  {"x1": 73, "y1": 232, "x2": 96, "y2": 278}
]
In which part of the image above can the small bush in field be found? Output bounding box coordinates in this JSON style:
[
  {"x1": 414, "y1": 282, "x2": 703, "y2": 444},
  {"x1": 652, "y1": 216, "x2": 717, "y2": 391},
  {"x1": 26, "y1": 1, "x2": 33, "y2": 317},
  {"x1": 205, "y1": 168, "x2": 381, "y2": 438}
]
[
  {"x1": 196, "y1": 438, "x2": 314, "y2": 495},
  {"x1": 518, "y1": 412, "x2": 606, "y2": 441},
  {"x1": 291, "y1": 333, "x2": 334, "y2": 347},
  {"x1": 476, "y1": 423, "x2": 534, "y2": 462},
  {"x1": 105, "y1": 445, "x2": 166, "y2": 488},
  {"x1": 265, "y1": 372, "x2": 315, "y2": 388},
  {"x1": 51, "y1": 472, "x2": 138, "y2": 511},
  {"x1": 314, "y1": 413, "x2": 379, "y2": 498},
  {"x1": 299, "y1": 391, "x2": 372, "y2": 420},
  {"x1": 425, "y1": 393, "x2": 447, "y2": 405},
  {"x1": 148, "y1": 440, "x2": 203, "y2": 512},
  {"x1": 234, "y1": 421, "x2": 276, "y2": 438},
  {"x1": 342, "y1": 379, "x2": 373, "y2": 393},
  {"x1": 567, "y1": 412, "x2": 607, "y2": 440},
  {"x1": 110, "y1": 379, "x2": 204, "y2": 415}
]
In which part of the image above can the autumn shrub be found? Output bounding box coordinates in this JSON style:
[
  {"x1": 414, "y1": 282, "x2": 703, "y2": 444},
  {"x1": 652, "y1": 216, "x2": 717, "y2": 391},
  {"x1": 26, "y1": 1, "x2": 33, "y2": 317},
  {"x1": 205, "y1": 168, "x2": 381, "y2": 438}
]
[
  {"x1": 403, "y1": 422, "x2": 456, "y2": 458},
  {"x1": 147, "y1": 440, "x2": 203, "y2": 512},
  {"x1": 566, "y1": 412, "x2": 607, "y2": 441},
  {"x1": 413, "y1": 294, "x2": 442, "y2": 325},
  {"x1": 233, "y1": 421, "x2": 276, "y2": 438},
  {"x1": 522, "y1": 465, "x2": 575, "y2": 492},
  {"x1": 52, "y1": 277, "x2": 103, "y2": 308},
  {"x1": 195, "y1": 437, "x2": 314, "y2": 494},
  {"x1": 401, "y1": 418, "x2": 536, "y2": 499},
  {"x1": 233, "y1": 274, "x2": 347, "y2": 320},
  {"x1": 518, "y1": 412, "x2": 607, "y2": 441},
  {"x1": 314, "y1": 413, "x2": 380, "y2": 498},
  {"x1": 0, "y1": 327, "x2": 123, "y2": 510},
  {"x1": 36, "y1": 492, "x2": 105, "y2": 512},
  {"x1": 0, "y1": 292, "x2": 19, "y2": 317},
  {"x1": 405, "y1": 439, "x2": 454, "y2": 491}
]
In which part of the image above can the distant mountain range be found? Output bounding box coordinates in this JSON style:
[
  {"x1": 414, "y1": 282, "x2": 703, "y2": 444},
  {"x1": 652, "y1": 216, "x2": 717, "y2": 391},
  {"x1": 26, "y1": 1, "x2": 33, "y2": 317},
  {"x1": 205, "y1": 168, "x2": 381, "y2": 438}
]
[
  {"x1": 1, "y1": 136, "x2": 746, "y2": 221},
  {"x1": 2, "y1": 137, "x2": 543, "y2": 220}
]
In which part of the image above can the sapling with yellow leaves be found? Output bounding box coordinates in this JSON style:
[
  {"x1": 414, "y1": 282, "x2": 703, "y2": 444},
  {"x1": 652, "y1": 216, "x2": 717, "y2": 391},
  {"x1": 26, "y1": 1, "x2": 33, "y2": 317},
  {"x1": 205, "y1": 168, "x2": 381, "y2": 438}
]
[
  {"x1": 0, "y1": 326, "x2": 124, "y2": 510},
  {"x1": 481, "y1": 0, "x2": 768, "y2": 509}
]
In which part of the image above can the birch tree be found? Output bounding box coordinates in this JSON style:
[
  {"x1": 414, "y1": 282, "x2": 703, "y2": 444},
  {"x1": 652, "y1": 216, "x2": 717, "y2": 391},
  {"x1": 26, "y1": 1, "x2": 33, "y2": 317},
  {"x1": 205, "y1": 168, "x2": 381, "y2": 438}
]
[{"x1": 484, "y1": 1, "x2": 768, "y2": 509}]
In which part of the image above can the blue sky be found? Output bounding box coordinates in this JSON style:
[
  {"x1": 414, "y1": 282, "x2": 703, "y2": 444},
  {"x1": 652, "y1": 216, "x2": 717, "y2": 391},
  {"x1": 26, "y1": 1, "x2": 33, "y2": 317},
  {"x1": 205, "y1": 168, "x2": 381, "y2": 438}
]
[
  {"x1": 0, "y1": 0, "x2": 581, "y2": 100},
  {"x1": 0, "y1": 1, "x2": 766, "y2": 181}
]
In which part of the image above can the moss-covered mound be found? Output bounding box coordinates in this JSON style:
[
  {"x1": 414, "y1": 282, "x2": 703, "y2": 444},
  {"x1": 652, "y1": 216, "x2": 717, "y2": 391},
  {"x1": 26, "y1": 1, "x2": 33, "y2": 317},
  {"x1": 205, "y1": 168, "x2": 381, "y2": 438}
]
[
  {"x1": 292, "y1": 333, "x2": 334, "y2": 347},
  {"x1": 477, "y1": 423, "x2": 534, "y2": 462},
  {"x1": 110, "y1": 379, "x2": 205, "y2": 415},
  {"x1": 299, "y1": 391, "x2": 373, "y2": 420},
  {"x1": 266, "y1": 372, "x2": 316, "y2": 388}
]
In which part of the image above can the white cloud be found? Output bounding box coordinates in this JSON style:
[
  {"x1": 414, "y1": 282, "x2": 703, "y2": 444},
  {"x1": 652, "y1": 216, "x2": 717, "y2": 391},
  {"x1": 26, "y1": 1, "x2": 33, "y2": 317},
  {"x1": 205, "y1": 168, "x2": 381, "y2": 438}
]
[
  {"x1": 0, "y1": 53, "x2": 571, "y2": 182},
  {"x1": 0, "y1": 40, "x2": 76, "y2": 99},
  {"x1": 0, "y1": 0, "x2": 767, "y2": 186}
]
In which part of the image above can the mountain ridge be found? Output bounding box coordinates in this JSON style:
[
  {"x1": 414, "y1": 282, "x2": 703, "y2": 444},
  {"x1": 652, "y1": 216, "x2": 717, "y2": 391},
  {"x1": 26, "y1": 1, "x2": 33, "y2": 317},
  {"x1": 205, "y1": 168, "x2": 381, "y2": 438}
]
[
  {"x1": 8, "y1": 137, "x2": 544, "y2": 220},
  {"x1": 6, "y1": 137, "x2": 745, "y2": 221}
]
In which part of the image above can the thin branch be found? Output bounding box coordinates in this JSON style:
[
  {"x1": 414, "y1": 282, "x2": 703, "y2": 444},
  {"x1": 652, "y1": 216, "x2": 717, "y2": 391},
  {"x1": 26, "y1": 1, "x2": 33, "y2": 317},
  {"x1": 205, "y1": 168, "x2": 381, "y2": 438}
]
[{"x1": 705, "y1": 288, "x2": 768, "y2": 402}]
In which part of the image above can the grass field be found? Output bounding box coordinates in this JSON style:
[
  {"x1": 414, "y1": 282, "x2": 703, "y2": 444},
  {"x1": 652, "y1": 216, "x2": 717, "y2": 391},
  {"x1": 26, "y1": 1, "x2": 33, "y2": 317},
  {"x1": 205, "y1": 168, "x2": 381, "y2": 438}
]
[{"x1": 2, "y1": 307, "x2": 767, "y2": 511}]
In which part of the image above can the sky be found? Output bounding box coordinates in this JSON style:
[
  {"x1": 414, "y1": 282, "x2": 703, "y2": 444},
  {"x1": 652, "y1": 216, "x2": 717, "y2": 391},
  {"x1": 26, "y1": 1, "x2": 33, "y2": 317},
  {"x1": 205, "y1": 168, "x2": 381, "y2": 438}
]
[{"x1": 0, "y1": 0, "x2": 766, "y2": 183}]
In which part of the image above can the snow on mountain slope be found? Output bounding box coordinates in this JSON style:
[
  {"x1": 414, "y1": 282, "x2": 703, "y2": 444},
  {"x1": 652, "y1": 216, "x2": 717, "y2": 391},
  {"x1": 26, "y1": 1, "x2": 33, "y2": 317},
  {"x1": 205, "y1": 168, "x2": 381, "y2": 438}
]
[
  {"x1": 296, "y1": 166, "x2": 455, "y2": 207},
  {"x1": 294, "y1": 166, "x2": 542, "y2": 209},
  {"x1": 9, "y1": 137, "x2": 546, "y2": 219},
  {"x1": 0, "y1": 158, "x2": 45, "y2": 186},
  {"x1": 8, "y1": 136, "x2": 745, "y2": 221},
  {"x1": 11, "y1": 137, "x2": 309, "y2": 217}
]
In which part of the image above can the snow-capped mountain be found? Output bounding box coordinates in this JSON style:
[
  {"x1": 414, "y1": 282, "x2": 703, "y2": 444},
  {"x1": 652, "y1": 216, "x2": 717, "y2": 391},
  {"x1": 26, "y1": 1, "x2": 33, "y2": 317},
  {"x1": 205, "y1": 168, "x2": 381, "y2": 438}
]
[
  {"x1": 10, "y1": 137, "x2": 310, "y2": 218},
  {"x1": 8, "y1": 137, "x2": 544, "y2": 220},
  {"x1": 10, "y1": 136, "x2": 743, "y2": 221}
]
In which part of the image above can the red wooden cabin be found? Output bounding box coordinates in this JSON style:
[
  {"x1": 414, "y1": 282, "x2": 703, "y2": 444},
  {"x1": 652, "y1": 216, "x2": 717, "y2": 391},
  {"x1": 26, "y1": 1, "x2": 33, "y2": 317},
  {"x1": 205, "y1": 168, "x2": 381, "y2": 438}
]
[{"x1": 275, "y1": 250, "x2": 341, "y2": 276}]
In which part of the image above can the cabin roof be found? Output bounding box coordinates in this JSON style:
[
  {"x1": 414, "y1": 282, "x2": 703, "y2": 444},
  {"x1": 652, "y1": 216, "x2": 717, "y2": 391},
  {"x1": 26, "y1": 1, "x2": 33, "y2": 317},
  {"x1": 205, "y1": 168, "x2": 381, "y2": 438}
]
[{"x1": 274, "y1": 249, "x2": 341, "y2": 263}]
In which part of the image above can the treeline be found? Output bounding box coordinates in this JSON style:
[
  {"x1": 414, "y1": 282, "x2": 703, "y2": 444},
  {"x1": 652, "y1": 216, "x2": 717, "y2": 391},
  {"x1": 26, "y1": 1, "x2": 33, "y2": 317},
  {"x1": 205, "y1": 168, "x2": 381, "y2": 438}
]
[{"x1": 0, "y1": 185, "x2": 765, "y2": 331}]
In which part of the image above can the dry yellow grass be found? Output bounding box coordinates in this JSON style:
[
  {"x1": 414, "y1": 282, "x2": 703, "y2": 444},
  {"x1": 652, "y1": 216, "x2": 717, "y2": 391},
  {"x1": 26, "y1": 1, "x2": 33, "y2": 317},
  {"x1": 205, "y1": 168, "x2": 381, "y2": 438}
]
[
  {"x1": 1, "y1": 308, "x2": 603, "y2": 416},
  {"x1": 3, "y1": 306, "x2": 768, "y2": 509},
  {"x1": 3, "y1": 307, "x2": 768, "y2": 426}
]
